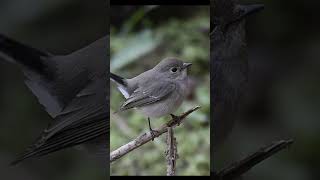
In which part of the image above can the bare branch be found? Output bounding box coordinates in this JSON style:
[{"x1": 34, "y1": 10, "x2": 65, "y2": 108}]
[
  {"x1": 215, "y1": 139, "x2": 294, "y2": 180},
  {"x1": 165, "y1": 127, "x2": 178, "y2": 176},
  {"x1": 110, "y1": 106, "x2": 200, "y2": 163}
]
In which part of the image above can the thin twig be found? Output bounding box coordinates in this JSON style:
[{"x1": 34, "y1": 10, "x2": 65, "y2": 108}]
[
  {"x1": 166, "y1": 127, "x2": 178, "y2": 176},
  {"x1": 110, "y1": 106, "x2": 200, "y2": 163},
  {"x1": 215, "y1": 139, "x2": 294, "y2": 180}
]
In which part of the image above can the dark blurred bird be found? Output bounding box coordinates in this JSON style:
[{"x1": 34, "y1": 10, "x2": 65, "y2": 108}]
[
  {"x1": 210, "y1": 0, "x2": 263, "y2": 172},
  {"x1": 0, "y1": 34, "x2": 109, "y2": 165}
]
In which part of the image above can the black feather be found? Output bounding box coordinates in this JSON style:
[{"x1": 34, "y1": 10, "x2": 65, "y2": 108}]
[
  {"x1": 0, "y1": 34, "x2": 51, "y2": 76},
  {"x1": 10, "y1": 115, "x2": 108, "y2": 165},
  {"x1": 110, "y1": 72, "x2": 126, "y2": 86}
]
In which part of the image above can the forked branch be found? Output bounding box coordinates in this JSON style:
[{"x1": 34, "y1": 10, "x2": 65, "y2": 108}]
[{"x1": 110, "y1": 106, "x2": 200, "y2": 163}]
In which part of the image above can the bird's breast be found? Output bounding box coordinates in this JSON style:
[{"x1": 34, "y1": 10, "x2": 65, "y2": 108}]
[{"x1": 138, "y1": 86, "x2": 185, "y2": 118}]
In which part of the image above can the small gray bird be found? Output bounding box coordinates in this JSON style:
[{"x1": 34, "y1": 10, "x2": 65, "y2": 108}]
[
  {"x1": 110, "y1": 58, "x2": 192, "y2": 139},
  {"x1": 0, "y1": 34, "x2": 109, "y2": 165}
]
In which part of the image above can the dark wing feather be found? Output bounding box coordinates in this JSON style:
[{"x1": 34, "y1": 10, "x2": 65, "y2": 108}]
[
  {"x1": 0, "y1": 34, "x2": 108, "y2": 118},
  {"x1": 11, "y1": 116, "x2": 107, "y2": 165},
  {"x1": 11, "y1": 77, "x2": 108, "y2": 165},
  {"x1": 120, "y1": 81, "x2": 176, "y2": 111}
]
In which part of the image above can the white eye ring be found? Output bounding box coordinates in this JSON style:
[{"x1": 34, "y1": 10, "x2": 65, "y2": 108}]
[{"x1": 170, "y1": 67, "x2": 178, "y2": 73}]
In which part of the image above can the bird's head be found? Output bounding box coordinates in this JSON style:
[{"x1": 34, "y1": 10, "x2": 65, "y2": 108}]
[
  {"x1": 154, "y1": 57, "x2": 192, "y2": 81},
  {"x1": 212, "y1": 0, "x2": 264, "y2": 34}
]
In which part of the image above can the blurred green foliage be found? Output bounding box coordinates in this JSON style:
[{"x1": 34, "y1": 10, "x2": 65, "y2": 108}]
[{"x1": 110, "y1": 6, "x2": 210, "y2": 176}]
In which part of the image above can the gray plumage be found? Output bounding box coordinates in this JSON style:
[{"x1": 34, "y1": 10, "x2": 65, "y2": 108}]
[
  {"x1": 0, "y1": 34, "x2": 109, "y2": 165},
  {"x1": 111, "y1": 57, "x2": 191, "y2": 118}
]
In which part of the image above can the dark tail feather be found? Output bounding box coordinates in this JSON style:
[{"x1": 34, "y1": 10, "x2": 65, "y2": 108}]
[
  {"x1": 10, "y1": 119, "x2": 109, "y2": 166},
  {"x1": 110, "y1": 72, "x2": 126, "y2": 86},
  {"x1": 10, "y1": 117, "x2": 108, "y2": 166},
  {"x1": 0, "y1": 34, "x2": 51, "y2": 75}
]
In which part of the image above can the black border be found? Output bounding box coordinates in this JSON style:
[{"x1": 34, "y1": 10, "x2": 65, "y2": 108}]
[{"x1": 110, "y1": 0, "x2": 209, "y2": 5}]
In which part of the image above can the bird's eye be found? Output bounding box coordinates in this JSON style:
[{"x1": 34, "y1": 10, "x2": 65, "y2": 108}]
[{"x1": 170, "y1": 67, "x2": 178, "y2": 73}]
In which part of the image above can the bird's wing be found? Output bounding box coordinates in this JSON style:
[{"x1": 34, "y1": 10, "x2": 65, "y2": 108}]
[
  {"x1": 11, "y1": 77, "x2": 108, "y2": 165},
  {"x1": 0, "y1": 34, "x2": 109, "y2": 118},
  {"x1": 120, "y1": 81, "x2": 176, "y2": 111},
  {"x1": 42, "y1": 36, "x2": 108, "y2": 117},
  {"x1": 0, "y1": 34, "x2": 63, "y2": 117},
  {"x1": 26, "y1": 35, "x2": 109, "y2": 118},
  {"x1": 24, "y1": 66, "x2": 91, "y2": 118}
]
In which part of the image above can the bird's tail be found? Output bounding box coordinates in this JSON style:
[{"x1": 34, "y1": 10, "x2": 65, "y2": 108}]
[
  {"x1": 110, "y1": 72, "x2": 130, "y2": 99},
  {"x1": 0, "y1": 34, "x2": 51, "y2": 75},
  {"x1": 110, "y1": 72, "x2": 127, "y2": 87}
]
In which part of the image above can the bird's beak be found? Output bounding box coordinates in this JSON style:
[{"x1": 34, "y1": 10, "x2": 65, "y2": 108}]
[
  {"x1": 228, "y1": 4, "x2": 264, "y2": 26},
  {"x1": 182, "y1": 62, "x2": 192, "y2": 69},
  {"x1": 239, "y1": 4, "x2": 265, "y2": 19}
]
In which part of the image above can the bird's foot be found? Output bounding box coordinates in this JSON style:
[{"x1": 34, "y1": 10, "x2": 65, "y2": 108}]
[
  {"x1": 147, "y1": 117, "x2": 159, "y2": 141},
  {"x1": 169, "y1": 114, "x2": 181, "y2": 126},
  {"x1": 149, "y1": 128, "x2": 159, "y2": 141}
]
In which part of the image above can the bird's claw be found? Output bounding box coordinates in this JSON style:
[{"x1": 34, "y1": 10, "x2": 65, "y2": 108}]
[
  {"x1": 149, "y1": 129, "x2": 159, "y2": 141},
  {"x1": 170, "y1": 114, "x2": 181, "y2": 126}
]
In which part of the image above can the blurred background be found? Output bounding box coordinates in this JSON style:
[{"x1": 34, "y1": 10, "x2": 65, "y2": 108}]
[
  {"x1": 215, "y1": 0, "x2": 320, "y2": 180},
  {"x1": 110, "y1": 6, "x2": 210, "y2": 176},
  {"x1": 0, "y1": 0, "x2": 107, "y2": 180}
]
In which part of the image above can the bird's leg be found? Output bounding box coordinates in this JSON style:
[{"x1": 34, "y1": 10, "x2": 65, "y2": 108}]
[{"x1": 147, "y1": 117, "x2": 158, "y2": 141}]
